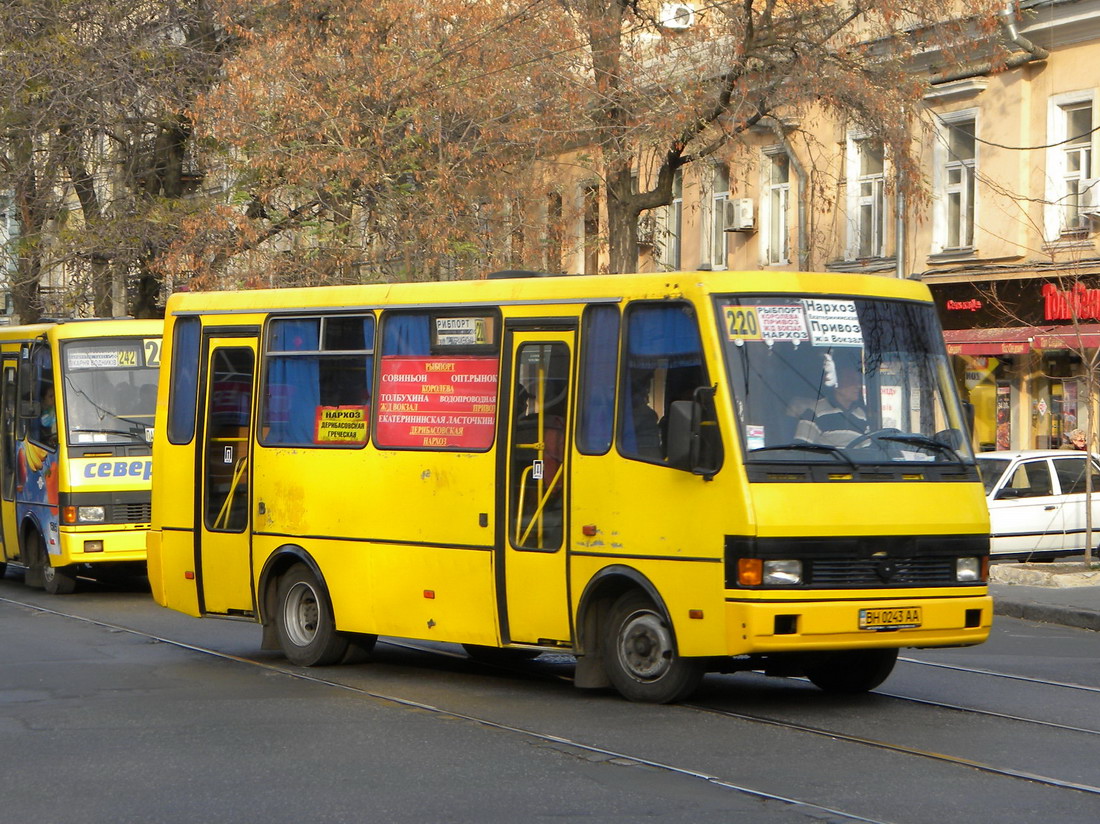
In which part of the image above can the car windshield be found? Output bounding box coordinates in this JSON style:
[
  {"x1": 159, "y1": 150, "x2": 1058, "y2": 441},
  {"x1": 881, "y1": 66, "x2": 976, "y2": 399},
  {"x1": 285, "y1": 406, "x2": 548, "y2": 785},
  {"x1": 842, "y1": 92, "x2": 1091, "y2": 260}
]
[
  {"x1": 717, "y1": 295, "x2": 975, "y2": 467},
  {"x1": 62, "y1": 338, "x2": 160, "y2": 445},
  {"x1": 976, "y1": 457, "x2": 1011, "y2": 494}
]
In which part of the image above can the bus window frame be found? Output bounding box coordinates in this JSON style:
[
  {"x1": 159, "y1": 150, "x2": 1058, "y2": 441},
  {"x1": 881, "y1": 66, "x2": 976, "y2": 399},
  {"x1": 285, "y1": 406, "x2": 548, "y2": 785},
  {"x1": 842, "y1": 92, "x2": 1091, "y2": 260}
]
[
  {"x1": 575, "y1": 304, "x2": 620, "y2": 456},
  {"x1": 258, "y1": 313, "x2": 376, "y2": 450},
  {"x1": 373, "y1": 307, "x2": 503, "y2": 453},
  {"x1": 616, "y1": 300, "x2": 710, "y2": 467},
  {"x1": 168, "y1": 316, "x2": 202, "y2": 446}
]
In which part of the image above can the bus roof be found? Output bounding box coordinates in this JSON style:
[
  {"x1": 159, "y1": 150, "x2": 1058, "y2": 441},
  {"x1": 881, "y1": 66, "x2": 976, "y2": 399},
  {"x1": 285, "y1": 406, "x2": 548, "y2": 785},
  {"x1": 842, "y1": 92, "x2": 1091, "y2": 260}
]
[
  {"x1": 0, "y1": 318, "x2": 162, "y2": 344},
  {"x1": 164, "y1": 271, "x2": 933, "y2": 317}
]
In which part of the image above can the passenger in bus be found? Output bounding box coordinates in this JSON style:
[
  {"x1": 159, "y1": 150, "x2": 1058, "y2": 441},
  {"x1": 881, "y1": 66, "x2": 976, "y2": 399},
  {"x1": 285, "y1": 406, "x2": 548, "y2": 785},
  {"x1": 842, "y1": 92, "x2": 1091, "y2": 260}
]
[
  {"x1": 39, "y1": 384, "x2": 57, "y2": 447},
  {"x1": 794, "y1": 353, "x2": 868, "y2": 448}
]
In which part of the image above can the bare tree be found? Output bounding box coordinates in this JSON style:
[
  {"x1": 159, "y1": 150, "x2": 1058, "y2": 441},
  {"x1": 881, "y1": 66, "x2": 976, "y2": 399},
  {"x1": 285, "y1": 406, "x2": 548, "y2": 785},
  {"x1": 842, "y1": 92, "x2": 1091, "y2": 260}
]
[
  {"x1": 0, "y1": 0, "x2": 229, "y2": 320},
  {"x1": 165, "y1": 0, "x2": 1007, "y2": 284}
]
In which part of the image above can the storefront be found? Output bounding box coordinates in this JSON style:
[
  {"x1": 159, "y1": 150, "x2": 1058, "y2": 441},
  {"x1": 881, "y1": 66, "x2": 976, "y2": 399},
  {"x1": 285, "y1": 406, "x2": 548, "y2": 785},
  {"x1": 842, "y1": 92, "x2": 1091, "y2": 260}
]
[{"x1": 930, "y1": 277, "x2": 1100, "y2": 452}]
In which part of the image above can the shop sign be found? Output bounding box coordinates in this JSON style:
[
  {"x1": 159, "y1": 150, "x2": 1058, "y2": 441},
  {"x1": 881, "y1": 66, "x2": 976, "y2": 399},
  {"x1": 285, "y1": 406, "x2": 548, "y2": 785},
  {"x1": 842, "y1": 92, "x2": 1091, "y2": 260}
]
[{"x1": 1042, "y1": 282, "x2": 1100, "y2": 321}]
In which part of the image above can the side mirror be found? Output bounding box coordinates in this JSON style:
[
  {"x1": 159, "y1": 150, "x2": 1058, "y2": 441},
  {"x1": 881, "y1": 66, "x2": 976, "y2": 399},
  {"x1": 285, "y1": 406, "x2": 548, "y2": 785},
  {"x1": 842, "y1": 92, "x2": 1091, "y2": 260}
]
[
  {"x1": 665, "y1": 387, "x2": 723, "y2": 479},
  {"x1": 666, "y1": 401, "x2": 694, "y2": 471}
]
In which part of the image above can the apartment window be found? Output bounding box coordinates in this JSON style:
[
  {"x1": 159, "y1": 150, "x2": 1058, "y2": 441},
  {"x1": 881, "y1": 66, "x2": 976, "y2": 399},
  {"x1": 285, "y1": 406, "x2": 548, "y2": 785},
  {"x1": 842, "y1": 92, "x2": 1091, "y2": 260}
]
[
  {"x1": 848, "y1": 137, "x2": 886, "y2": 259},
  {"x1": 764, "y1": 151, "x2": 790, "y2": 264},
  {"x1": 857, "y1": 140, "x2": 885, "y2": 257},
  {"x1": 943, "y1": 118, "x2": 976, "y2": 250},
  {"x1": 1062, "y1": 103, "x2": 1093, "y2": 232},
  {"x1": 658, "y1": 170, "x2": 683, "y2": 270},
  {"x1": 710, "y1": 164, "x2": 730, "y2": 269}
]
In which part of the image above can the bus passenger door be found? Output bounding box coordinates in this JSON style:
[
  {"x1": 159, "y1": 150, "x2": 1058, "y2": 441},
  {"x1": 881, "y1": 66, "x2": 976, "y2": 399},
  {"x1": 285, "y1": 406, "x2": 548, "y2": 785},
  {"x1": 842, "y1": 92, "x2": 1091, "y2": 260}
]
[
  {"x1": 198, "y1": 337, "x2": 258, "y2": 615},
  {"x1": 0, "y1": 359, "x2": 18, "y2": 563},
  {"x1": 500, "y1": 330, "x2": 574, "y2": 645}
]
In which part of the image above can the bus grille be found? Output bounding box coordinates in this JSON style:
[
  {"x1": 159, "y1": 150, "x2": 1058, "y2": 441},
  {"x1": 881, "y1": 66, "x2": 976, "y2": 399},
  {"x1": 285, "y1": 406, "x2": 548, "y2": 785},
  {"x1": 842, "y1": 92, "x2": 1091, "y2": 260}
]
[
  {"x1": 112, "y1": 502, "x2": 152, "y2": 524},
  {"x1": 808, "y1": 557, "x2": 956, "y2": 586}
]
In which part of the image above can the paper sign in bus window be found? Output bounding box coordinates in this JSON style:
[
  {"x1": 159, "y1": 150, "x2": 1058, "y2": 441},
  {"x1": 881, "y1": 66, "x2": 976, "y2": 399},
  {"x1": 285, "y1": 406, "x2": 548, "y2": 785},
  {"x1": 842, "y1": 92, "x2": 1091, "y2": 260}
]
[
  {"x1": 376, "y1": 356, "x2": 498, "y2": 449},
  {"x1": 723, "y1": 304, "x2": 810, "y2": 344},
  {"x1": 314, "y1": 405, "x2": 368, "y2": 444},
  {"x1": 802, "y1": 299, "x2": 862, "y2": 347}
]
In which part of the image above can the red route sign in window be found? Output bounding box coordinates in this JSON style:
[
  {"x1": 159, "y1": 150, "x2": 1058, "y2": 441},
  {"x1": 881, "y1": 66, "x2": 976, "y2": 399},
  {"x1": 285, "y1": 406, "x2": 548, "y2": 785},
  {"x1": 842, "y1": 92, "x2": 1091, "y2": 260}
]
[{"x1": 376, "y1": 356, "x2": 498, "y2": 449}]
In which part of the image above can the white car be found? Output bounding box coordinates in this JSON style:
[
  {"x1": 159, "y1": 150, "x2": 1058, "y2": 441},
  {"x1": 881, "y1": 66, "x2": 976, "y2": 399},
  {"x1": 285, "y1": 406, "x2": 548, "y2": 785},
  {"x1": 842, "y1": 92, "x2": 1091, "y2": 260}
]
[{"x1": 976, "y1": 449, "x2": 1100, "y2": 559}]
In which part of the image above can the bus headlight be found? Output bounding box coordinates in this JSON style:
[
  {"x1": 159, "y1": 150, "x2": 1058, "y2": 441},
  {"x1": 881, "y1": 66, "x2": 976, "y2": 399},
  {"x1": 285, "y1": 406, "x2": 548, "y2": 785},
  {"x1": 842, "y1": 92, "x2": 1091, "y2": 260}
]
[
  {"x1": 763, "y1": 560, "x2": 803, "y2": 586},
  {"x1": 956, "y1": 557, "x2": 982, "y2": 582},
  {"x1": 78, "y1": 506, "x2": 106, "y2": 523}
]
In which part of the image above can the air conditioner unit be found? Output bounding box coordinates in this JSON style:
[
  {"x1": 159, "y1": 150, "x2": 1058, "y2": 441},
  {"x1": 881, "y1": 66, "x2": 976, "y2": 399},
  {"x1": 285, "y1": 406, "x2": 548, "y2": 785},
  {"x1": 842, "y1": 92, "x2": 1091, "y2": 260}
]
[
  {"x1": 723, "y1": 198, "x2": 755, "y2": 232},
  {"x1": 637, "y1": 212, "x2": 657, "y2": 246},
  {"x1": 1080, "y1": 178, "x2": 1100, "y2": 217},
  {"x1": 659, "y1": 3, "x2": 696, "y2": 30}
]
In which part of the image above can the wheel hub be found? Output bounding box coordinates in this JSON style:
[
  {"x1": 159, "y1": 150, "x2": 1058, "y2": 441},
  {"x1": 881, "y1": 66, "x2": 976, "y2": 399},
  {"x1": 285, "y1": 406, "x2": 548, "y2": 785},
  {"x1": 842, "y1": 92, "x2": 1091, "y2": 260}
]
[
  {"x1": 284, "y1": 581, "x2": 320, "y2": 647},
  {"x1": 618, "y1": 611, "x2": 672, "y2": 681}
]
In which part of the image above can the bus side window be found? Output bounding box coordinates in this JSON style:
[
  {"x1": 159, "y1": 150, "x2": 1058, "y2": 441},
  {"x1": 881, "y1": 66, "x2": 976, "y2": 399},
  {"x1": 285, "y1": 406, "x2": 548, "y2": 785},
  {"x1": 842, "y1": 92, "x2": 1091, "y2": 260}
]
[
  {"x1": 576, "y1": 305, "x2": 619, "y2": 455},
  {"x1": 618, "y1": 302, "x2": 708, "y2": 464},
  {"x1": 168, "y1": 317, "x2": 201, "y2": 445},
  {"x1": 19, "y1": 347, "x2": 56, "y2": 450}
]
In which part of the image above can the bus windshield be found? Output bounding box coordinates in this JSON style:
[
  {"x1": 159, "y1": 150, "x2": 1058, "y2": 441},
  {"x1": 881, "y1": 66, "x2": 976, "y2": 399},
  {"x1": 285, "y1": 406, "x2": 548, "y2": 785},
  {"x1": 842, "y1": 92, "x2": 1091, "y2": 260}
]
[
  {"x1": 717, "y1": 295, "x2": 975, "y2": 466},
  {"x1": 61, "y1": 338, "x2": 160, "y2": 445}
]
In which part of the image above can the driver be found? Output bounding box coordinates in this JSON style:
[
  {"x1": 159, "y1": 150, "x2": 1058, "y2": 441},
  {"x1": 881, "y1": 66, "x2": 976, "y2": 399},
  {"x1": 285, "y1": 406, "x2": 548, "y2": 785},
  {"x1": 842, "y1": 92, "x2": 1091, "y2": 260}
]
[{"x1": 794, "y1": 352, "x2": 868, "y2": 447}]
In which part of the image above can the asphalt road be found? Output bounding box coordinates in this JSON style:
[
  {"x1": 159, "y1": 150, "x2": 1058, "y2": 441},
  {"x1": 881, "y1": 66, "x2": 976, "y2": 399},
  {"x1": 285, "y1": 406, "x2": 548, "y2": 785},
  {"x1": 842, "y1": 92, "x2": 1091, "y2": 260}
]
[{"x1": 2, "y1": 569, "x2": 1099, "y2": 824}]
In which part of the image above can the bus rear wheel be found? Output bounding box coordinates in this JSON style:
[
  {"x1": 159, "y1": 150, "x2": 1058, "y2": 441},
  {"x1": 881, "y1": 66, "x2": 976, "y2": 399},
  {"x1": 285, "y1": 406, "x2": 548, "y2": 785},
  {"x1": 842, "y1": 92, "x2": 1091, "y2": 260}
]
[
  {"x1": 802, "y1": 648, "x2": 898, "y2": 693},
  {"x1": 602, "y1": 591, "x2": 702, "y2": 704},
  {"x1": 274, "y1": 565, "x2": 350, "y2": 667}
]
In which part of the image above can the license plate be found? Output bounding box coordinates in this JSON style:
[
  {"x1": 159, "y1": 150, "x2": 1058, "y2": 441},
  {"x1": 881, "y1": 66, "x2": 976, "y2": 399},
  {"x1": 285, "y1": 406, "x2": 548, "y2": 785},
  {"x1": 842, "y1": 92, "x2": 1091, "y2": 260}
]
[{"x1": 859, "y1": 606, "x2": 922, "y2": 630}]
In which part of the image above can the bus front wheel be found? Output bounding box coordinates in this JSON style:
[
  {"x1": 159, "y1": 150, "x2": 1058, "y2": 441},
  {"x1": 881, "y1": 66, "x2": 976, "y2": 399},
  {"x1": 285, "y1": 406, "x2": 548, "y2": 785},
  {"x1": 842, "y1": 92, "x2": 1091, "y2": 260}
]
[
  {"x1": 802, "y1": 648, "x2": 898, "y2": 693},
  {"x1": 274, "y1": 565, "x2": 350, "y2": 667},
  {"x1": 602, "y1": 591, "x2": 702, "y2": 704}
]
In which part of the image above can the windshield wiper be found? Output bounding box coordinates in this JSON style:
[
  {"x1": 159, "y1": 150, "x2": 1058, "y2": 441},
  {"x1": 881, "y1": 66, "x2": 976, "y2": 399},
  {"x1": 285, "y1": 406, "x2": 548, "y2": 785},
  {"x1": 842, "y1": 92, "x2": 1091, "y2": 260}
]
[
  {"x1": 877, "y1": 434, "x2": 962, "y2": 462},
  {"x1": 751, "y1": 442, "x2": 857, "y2": 470},
  {"x1": 70, "y1": 426, "x2": 149, "y2": 444}
]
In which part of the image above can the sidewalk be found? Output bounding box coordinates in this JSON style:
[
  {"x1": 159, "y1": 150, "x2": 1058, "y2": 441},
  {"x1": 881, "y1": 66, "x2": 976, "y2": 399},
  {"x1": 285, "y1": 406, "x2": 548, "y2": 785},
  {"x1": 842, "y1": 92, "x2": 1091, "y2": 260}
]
[{"x1": 990, "y1": 562, "x2": 1100, "y2": 632}]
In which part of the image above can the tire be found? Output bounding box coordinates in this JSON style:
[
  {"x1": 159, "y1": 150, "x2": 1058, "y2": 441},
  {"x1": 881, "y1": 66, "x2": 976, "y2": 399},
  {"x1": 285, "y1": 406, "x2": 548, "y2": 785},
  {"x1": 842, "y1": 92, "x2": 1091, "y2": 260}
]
[
  {"x1": 274, "y1": 564, "x2": 350, "y2": 667},
  {"x1": 601, "y1": 591, "x2": 703, "y2": 703},
  {"x1": 23, "y1": 531, "x2": 47, "y2": 590},
  {"x1": 43, "y1": 561, "x2": 78, "y2": 595},
  {"x1": 462, "y1": 644, "x2": 541, "y2": 665},
  {"x1": 803, "y1": 648, "x2": 898, "y2": 694}
]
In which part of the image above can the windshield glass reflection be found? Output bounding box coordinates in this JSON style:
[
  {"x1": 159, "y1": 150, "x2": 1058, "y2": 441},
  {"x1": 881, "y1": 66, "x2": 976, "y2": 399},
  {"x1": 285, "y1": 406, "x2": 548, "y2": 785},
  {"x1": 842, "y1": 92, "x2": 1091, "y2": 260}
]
[
  {"x1": 717, "y1": 295, "x2": 974, "y2": 466},
  {"x1": 62, "y1": 339, "x2": 160, "y2": 445}
]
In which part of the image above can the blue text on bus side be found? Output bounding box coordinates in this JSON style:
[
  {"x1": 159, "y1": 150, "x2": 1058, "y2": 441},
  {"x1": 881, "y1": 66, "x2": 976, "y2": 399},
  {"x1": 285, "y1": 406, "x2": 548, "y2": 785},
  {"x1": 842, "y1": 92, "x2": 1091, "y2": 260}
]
[{"x1": 84, "y1": 460, "x2": 152, "y2": 481}]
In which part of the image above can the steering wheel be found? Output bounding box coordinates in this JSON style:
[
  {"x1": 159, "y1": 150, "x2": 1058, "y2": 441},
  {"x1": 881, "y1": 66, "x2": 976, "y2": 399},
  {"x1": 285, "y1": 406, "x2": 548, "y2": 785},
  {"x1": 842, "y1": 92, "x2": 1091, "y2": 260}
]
[{"x1": 845, "y1": 427, "x2": 902, "y2": 450}]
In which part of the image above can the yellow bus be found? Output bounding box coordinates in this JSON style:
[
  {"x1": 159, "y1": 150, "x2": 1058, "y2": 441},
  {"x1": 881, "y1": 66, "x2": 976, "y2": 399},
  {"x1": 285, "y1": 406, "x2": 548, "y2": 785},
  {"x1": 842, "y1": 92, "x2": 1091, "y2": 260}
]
[
  {"x1": 0, "y1": 319, "x2": 163, "y2": 594},
  {"x1": 148, "y1": 271, "x2": 991, "y2": 702}
]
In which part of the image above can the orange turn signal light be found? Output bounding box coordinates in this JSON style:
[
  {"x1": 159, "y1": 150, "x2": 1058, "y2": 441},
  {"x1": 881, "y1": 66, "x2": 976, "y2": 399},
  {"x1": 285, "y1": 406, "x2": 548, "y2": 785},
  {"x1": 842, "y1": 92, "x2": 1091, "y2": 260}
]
[{"x1": 738, "y1": 558, "x2": 763, "y2": 586}]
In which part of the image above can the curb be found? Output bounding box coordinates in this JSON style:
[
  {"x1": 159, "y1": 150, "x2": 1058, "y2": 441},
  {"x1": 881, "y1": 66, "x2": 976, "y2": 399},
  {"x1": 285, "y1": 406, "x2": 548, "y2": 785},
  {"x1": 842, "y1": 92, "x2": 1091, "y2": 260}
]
[{"x1": 992, "y1": 597, "x2": 1100, "y2": 632}]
